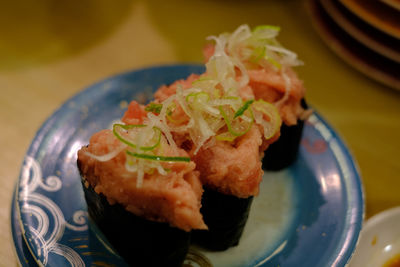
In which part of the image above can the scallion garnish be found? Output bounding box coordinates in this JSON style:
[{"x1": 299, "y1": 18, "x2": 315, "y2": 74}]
[
  {"x1": 113, "y1": 124, "x2": 161, "y2": 151},
  {"x1": 234, "y1": 100, "x2": 254, "y2": 118},
  {"x1": 145, "y1": 103, "x2": 163, "y2": 114},
  {"x1": 219, "y1": 106, "x2": 254, "y2": 137},
  {"x1": 253, "y1": 25, "x2": 281, "y2": 33},
  {"x1": 126, "y1": 151, "x2": 191, "y2": 162}
]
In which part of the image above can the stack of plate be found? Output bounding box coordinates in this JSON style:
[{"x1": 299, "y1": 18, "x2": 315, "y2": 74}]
[{"x1": 308, "y1": 0, "x2": 400, "y2": 90}]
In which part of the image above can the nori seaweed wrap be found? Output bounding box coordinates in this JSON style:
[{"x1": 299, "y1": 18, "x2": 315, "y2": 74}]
[
  {"x1": 81, "y1": 177, "x2": 191, "y2": 267},
  {"x1": 192, "y1": 187, "x2": 253, "y2": 251},
  {"x1": 263, "y1": 99, "x2": 308, "y2": 170},
  {"x1": 189, "y1": 126, "x2": 265, "y2": 251}
]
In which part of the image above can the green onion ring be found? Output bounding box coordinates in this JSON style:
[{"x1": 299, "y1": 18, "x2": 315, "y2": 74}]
[
  {"x1": 113, "y1": 124, "x2": 161, "y2": 151},
  {"x1": 234, "y1": 99, "x2": 254, "y2": 118},
  {"x1": 219, "y1": 106, "x2": 254, "y2": 137}
]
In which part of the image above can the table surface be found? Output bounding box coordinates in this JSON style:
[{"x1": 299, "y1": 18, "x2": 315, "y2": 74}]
[{"x1": 1, "y1": 0, "x2": 399, "y2": 266}]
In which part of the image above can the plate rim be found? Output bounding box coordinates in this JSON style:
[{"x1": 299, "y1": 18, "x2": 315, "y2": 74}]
[
  {"x1": 379, "y1": 0, "x2": 400, "y2": 11},
  {"x1": 307, "y1": 112, "x2": 365, "y2": 267},
  {"x1": 339, "y1": 0, "x2": 400, "y2": 39},
  {"x1": 320, "y1": 0, "x2": 400, "y2": 63},
  {"x1": 11, "y1": 186, "x2": 38, "y2": 267}
]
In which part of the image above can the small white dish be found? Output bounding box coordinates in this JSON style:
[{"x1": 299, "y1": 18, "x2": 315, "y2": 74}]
[{"x1": 348, "y1": 206, "x2": 400, "y2": 267}]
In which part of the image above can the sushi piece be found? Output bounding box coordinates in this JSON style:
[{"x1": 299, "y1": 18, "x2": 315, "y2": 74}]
[
  {"x1": 153, "y1": 45, "x2": 282, "y2": 250},
  {"x1": 190, "y1": 126, "x2": 264, "y2": 250},
  {"x1": 80, "y1": 177, "x2": 192, "y2": 267},
  {"x1": 77, "y1": 101, "x2": 206, "y2": 266},
  {"x1": 203, "y1": 24, "x2": 311, "y2": 170},
  {"x1": 247, "y1": 67, "x2": 309, "y2": 170}
]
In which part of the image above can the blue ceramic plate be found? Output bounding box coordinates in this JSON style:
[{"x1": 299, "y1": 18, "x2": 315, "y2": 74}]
[{"x1": 15, "y1": 64, "x2": 364, "y2": 267}]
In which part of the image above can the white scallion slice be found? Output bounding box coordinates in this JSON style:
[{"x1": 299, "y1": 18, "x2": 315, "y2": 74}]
[
  {"x1": 252, "y1": 99, "x2": 281, "y2": 140},
  {"x1": 84, "y1": 145, "x2": 126, "y2": 162}
]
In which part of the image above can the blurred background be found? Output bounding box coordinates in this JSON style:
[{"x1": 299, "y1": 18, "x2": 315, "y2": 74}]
[{"x1": 1, "y1": 0, "x2": 399, "y2": 265}]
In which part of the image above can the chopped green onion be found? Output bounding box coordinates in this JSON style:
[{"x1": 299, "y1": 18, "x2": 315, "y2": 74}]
[
  {"x1": 113, "y1": 124, "x2": 161, "y2": 151},
  {"x1": 223, "y1": 96, "x2": 241, "y2": 100},
  {"x1": 113, "y1": 124, "x2": 146, "y2": 130},
  {"x1": 126, "y1": 151, "x2": 191, "y2": 162},
  {"x1": 253, "y1": 25, "x2": 280, "y2": 33},
  {"x1": 186, "y1": 92, "x2": 210, "y2": 103},
  {"x1": 145, "y1": 103, "x2": 163, "y2": 114},
  {"x1": 164, "y1": 102, "x2": 187, "y2": 124},
  {"x1": 250, "y1": 46, "x2": 266, "y2": 63},
  {"x1": 212, "y1": 89, "x2": 221, "y2": 99},
  {"x1": 219, "y1": 106, "x2": 254, "y2": 137},
  {"x1": 192, "y1": 76, "x2": 213, "y2": 84},
  {"x1": 266, "y1": 56, "x2": 282, "y2": 69},
  {"x1": 252, "y1": 100, "x2": 281, "y2": 140},
  {"x1": 234, "y1": 99, "x2": 254, "y2": 118},
  {"x1": 166, "y1": 102, "x2": 175, "y2": 116},
  {"x1": 166, "y1": 114, "x2": 186, "y2": 124},
  {"x1": 215, "y1": 131, "x2": 236, "y2": 142}
]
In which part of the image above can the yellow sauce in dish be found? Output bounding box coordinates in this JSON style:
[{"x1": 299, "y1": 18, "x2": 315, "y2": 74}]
[{"x1": 383, "y1": 253, "x2": 400, "y2": 267}]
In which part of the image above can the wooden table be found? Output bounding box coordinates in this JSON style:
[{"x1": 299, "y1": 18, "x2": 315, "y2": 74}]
[{"x1": 1, "y1": 0, "x2": 399, "y2": 265}]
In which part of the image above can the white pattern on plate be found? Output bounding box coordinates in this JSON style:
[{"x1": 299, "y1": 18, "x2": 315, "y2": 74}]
[{"x1": 19, "y1": 156, "x2": 87, "y2": 267}]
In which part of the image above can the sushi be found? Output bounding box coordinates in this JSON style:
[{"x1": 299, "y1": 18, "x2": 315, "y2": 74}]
[
  {"x1": 203, "y1": 24, "x2": 310, "y2": 170},
  {"x1": 152, "y1": 27, "x2": 283, "y2": 249},
  {"x1": 77, "y1": 101, "x2": 206, "y2": 266},
  {"x1": 247, "y1": 66, "x2": 309, "y2": 170},
  {"x1": 190, "y1": 126, "x2": 264, "y2": 250}
]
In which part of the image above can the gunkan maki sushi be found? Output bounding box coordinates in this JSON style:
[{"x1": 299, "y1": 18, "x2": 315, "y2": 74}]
[
  {"x1": 190, "y1": 125, "x2": 267, "y2": 251},
  {"x1": 203, "y1": 24, "x2": 311, "y2": 171},
  {"x1": 153, "y1": 77, "x2": 281, "y2": 250},
  {"x1": 77, "y1": 101, "x2": 206, "y2": 267},
  {"x1": 152, "y1": 25, "x2": 285, "y2": 250}
]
